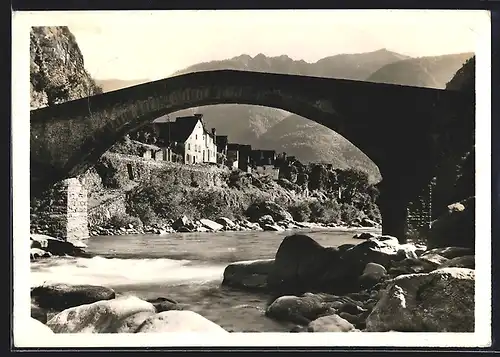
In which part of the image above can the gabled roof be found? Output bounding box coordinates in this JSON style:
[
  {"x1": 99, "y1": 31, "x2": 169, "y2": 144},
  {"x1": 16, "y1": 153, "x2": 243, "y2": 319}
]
[{"x1": 154, "y1": 116, "x2": 200, "y2": 143}]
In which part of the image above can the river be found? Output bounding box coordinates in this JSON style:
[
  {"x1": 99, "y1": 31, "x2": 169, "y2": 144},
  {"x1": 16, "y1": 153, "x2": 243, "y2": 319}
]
[{"x1": 30, "y1": 227, "x2": 380, "y2": 332}]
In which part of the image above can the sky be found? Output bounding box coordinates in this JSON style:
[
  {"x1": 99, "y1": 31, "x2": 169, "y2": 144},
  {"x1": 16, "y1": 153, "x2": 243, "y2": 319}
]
[{"x1": 23, "y1": 9, "x2": 488, "y2": 81}]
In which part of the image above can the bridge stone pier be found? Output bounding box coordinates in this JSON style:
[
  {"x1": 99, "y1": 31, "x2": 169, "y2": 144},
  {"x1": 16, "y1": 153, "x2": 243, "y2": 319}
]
[
  {"x1": 29, "y1": 70, "x2": 473, "y2": 242},
  {"x1": 30, "y1": 177, "x2": 89, "y2": 241}
]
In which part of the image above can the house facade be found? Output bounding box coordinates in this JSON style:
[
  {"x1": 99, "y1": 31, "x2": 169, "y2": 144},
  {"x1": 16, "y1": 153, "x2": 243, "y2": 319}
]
[{"x1": 152, "y1": 114, "x2": 217, "y2": 165}]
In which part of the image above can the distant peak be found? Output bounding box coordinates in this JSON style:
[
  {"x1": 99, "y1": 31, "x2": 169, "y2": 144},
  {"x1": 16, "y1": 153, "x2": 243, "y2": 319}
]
[{"x1": 232, "y1": 54, "x2": 252, "y2": 61}]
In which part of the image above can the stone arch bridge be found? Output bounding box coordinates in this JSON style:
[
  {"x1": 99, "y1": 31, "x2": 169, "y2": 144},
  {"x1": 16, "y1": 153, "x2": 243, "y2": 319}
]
[{"x1": 30, "y1": 70, "x2": 473, "y2": 240}]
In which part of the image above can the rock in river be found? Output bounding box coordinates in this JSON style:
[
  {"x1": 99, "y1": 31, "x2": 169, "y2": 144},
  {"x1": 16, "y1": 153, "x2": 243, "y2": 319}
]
[
  {"x1": 31, "y1": 283, "x2": 116, "y2": 311},
  {"x1": 268, "y1": 234, "x2": 400, "y2": 296},
  {"x1": 222, "y1": 259, "x2": 275, "y2": 291},
  {"x1": 307, "y1": 314, "x2": 355, "y2": 332},
  {"x1": 265, "y1": 293, "x2": 335, "y2": 325},
  {"x1": 46, "y1": 295, "x2": 156, "y2": 333},
  {"x1": 267, "y1": 234, "x2": 350, "y2": 295},
  {"x1": 365, "y1": 268, "x2": 475, "y2": 332},
  {"x1": 136, "y1": 310, "x2": 228, "y2": 333}
]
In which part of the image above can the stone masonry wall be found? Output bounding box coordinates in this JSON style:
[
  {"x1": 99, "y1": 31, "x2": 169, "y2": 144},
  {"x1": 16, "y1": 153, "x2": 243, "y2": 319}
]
[
  {"x1": 100, "y1": 152, "x2": 229, "y2": 189},
  {"x1": 88, "y1": 193, "x2": 127, "y2": 227},
  {"x1": 31, "y1": 178, "x2": 89, "y2": 241}
]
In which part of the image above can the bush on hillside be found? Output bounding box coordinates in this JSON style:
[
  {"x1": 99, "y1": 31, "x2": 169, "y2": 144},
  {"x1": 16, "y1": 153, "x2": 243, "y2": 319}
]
[
  {"x1": 288, "y1": 201, "x2": 312, "y2": 222},
  {"x1": 107, "y1": 212, "x2": 143, "y2": 228},
  {"x1": 309, "y1": 199, "x2": 342, "y2": 224}
]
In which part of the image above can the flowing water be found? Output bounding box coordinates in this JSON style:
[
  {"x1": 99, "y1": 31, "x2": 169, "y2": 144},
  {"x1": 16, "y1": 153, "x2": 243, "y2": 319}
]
[{"x1": 31, "y1": 227, "x2": 380, "y2": 332}]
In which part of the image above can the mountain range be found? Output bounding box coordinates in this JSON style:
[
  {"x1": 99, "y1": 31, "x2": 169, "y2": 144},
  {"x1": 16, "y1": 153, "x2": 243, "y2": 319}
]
[{"x1": 95, "y1": 49, "x2": 474, "y2": 182}]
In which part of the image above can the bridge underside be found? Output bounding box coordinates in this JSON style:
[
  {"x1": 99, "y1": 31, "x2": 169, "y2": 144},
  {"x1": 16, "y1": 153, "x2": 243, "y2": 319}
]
[{"x1": 29, "y1": 70, "x2": 474, "y2": 241}]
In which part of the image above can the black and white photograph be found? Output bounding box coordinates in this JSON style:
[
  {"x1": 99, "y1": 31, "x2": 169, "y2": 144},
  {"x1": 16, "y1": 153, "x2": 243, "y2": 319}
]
[{"x1": 12, "y1": 9, "x2": 491, "y2": 348}]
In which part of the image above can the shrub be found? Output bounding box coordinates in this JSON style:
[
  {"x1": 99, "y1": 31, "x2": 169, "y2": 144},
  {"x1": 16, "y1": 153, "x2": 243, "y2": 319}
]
[
  {"x1": 340, "y1": 203, "x2": 364, "y2": 224},
  {"x1": 288, "y1": 201, "x2": 312, "y2": 222},
  {"x1": 108, "y1": 212, "x2": 143, "y2": 228},
  {"x1": 309, "y1": 199, "x2": 341, "y2": 224}
]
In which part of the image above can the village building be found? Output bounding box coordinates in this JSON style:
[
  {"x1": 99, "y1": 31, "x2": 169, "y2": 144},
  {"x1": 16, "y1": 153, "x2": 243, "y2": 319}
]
[
  {"x1": 249, "y1": 149, "x2": 279, "y2": 179},
  {"x1": 215, "y1": 135, "x2": 228, "y2": 165},
  {"x1": 151, "y1": 114, "x2": 218, "y2": 164},
  {"x1": 250, "y1": 149, "x2": 277, "y2": 166},
  {"x1": 227, "y1": 143, "x2": 252, "y2": 172}
]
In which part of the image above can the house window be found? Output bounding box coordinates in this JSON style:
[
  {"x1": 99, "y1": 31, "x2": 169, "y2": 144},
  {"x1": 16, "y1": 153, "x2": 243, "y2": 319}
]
[
  {"x1": 196, "y1": 134, "x2": 198, "y2": 140},
  {"x1": 188, "y1": 143, "x2": 191, "y2": 150}
]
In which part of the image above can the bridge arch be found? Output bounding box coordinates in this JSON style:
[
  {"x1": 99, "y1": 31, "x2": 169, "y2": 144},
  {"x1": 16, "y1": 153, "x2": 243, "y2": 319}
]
[
  {"x1": 31, "y1": 69, "x2": 401, "y2": 184},
  {"x1": 30, "y1": 69, "x2": 471, "y2": 240}
]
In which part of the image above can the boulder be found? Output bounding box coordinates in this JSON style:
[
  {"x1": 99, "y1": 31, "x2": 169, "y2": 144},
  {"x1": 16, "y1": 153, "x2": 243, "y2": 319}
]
[
  {"x1": 30, "y1": 248, "x2": 52, "y2": 260},
  {"x1": 172, "y1": 215, "x2": 194, "y2": 231},
  {"x1": 258, "y1": 215, "x2": 275, "y2": 226},
  {"x1": 440, "y1": 255, "x2": 475, "y2": 269},
  {"x1": 267, "y1": 234, "x2": 360, "y2": 295},
  {"x1": 31, "y1": 283, "x2": 116, "y2": 311},
  {"x1": 307, "y1": 314, "x2": 355, "y2": 332},
  {"x1": 360, "y1": 218, "x2": 379, "y2": 228},
  {"x1": 222, "y1": 259, "x2": 274, "y2": 291},
  {"x1": 199, "y1": 218, "x2": 224, "y2": 232},
  {"x1": 363, "y1": 262, "x2": 387, "y2": 278},
  {"x1": 340, "y1": 235, "x2": 401, "y2": 271},
  {"x1": 388, "y1": 257, "x2": 440, "y2": 276},
  {"x1": 419, "y1": 253, "x2": 449, "y2": 268},
  {"x1": 358, "y1": 262, "x2": 387, "y2": 289},
  {"x1": 266, "y1": 294, "x2": 335, "y2": 325},
  {"x1": 246, "y1": 201, "x2": 293, "y2": 222},
  {"x1": 353, "y1": 232, "x2": 378, "y2": 240},
  {"x1": 421, "y1": 246, "x2": 474, "y2": 259},
  {"x1": 216, "y1": 217, "x2": 236, "y2": 229},
  {"x1": 136, "y1": 310, "x2": 228, "y2": 333},
  {"x1": 427, "y1": 197, "x2": 475, "y2": 249},
  {"x1": 262, "y1": 224, "x2": 285, "y2": 232},
  {"x1": 146, "y1": 297, "x2": 180, "y2": 312},
  {"x1": 31, "y1": 234, "x2": 89, "y2": 257},
  {"x1": 28, "y1": 317, "x2": 54, "y2": 335},
  {"x1": 395, "y1": 245, "x2": 417, "y2": 260},
  {"x1": 46, "y1": 295, "x2": 156, "y2": 333},
  {"x1": 365, "y1": 268, "x2": 475, "y2": 332},
  {"x1": 114, "y1": 311, "x2": 156, "y2": 333}
]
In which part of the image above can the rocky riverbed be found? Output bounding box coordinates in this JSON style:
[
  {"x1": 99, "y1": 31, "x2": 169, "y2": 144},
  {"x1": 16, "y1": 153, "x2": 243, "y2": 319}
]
[{"x1": 29, "y1": 232, "x2": 475, "y2": 334}]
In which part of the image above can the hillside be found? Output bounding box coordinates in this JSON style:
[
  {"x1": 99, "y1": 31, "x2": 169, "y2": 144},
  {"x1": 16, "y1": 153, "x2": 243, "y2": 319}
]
[
  {"x1": 30, "y1": 26, "x2": 103, "y2": 109},
  {"x1": 258, "y1": 114, "x2": 381, "y2": 183},
  {"x1": 366, "y1": 52, "x2": 474, "y2": 88}
]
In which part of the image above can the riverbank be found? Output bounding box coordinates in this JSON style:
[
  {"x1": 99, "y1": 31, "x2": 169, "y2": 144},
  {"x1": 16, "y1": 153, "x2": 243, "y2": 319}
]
[{"x1": 88, "y1": 213, "x2": 380, "y2": 237}]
